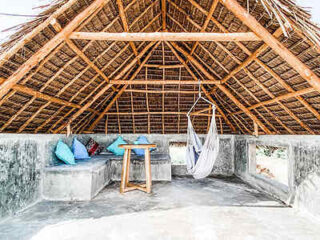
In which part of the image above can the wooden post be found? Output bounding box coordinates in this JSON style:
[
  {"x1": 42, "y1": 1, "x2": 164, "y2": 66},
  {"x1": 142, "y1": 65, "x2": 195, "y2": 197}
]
[
  {"x1": 67, "y1": 124, "x2": 71, "y2": 137},
  {"x1": 253, "y1": 122, "x2": 258, "y2": 137}
]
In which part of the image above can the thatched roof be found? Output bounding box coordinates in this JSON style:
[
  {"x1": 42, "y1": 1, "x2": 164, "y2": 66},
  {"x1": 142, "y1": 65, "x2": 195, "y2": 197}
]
[{"x1": 0, "y1": 0, "x2": 319, "y2": 135}]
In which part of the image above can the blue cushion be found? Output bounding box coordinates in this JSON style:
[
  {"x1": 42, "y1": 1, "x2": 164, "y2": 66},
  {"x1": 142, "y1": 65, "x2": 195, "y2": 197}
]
[
  {"x1": 133, "y1": 136, "x2": 156, "y2": 156},
  {"x1": 72, "y1": 137, "x2": 90, "y2": 160},
  {"x1": 107, "y1": 136, "x2": 127, "y2": 156},
  {"x1": 55, "y1": 140, "x2": 75, "y2": 165}
]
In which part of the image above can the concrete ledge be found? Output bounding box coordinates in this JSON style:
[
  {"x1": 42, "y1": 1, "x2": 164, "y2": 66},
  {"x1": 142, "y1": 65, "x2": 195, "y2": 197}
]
[
  {"x1": 43, "y1": 159, "x2": 111, "y2": 201},
  {"x1": 42, "y1": 153, "x2": 171, "y2": 201}
]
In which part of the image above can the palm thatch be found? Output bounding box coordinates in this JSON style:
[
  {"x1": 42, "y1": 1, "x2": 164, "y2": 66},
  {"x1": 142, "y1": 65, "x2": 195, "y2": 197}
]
[{"x1": 0, "y1": 0, "x2": 319, "y2": 135}]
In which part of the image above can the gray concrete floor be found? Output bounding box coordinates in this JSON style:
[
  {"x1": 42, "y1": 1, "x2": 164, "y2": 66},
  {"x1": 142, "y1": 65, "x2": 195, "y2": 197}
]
[{"x1": 1, "y1": 177, "x2": 319, "y2": 240}]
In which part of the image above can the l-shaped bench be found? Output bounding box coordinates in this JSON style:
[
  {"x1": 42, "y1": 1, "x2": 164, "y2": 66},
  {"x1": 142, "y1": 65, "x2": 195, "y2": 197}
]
[{"x1": 43, "y1": 153, "x2": 171, "y2": 201}]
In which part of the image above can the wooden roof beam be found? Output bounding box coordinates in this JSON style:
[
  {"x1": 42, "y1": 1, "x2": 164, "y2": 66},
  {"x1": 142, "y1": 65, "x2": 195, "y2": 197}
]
[
  {"x1": 170, "y1": 41, "x2": 271, "y2": 134},
  {"x1": 11, "y1": 84, "x2": 99, "y2": 114},
  {"x1": 109, "y1": 79, "x2": 220, "y2": 85},
  {"x1": 188, "y1": 0, "x2": 219, "y2": 59},
  {"x1": 116, "y1": 0, "x2": 140, "y2": 64},
  {"x1": 161, "y1": 0, "x2": 167, "y2": 31},
  {"x1": 70, "y1": 32, "x2": 261, "y2": 42},
  {"x1": 231, "y1": 87, "x2": 315, "y2": 115},
  {"x1": 0, "y1": 0, "x2": 110, "y2": 99},
  {"x1": 220, "y1": 0, "x2": 320, "y2": 93}
]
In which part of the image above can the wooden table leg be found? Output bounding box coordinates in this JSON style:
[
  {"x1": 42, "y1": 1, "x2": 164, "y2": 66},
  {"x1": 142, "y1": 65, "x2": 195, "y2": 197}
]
[
  {"x1": 125, "y1": 149, "x2": 131, "y2": 187},
  {"x1": 145, "y1": 149, "x2": 152, "y2": 193},
  {"x1": 120, "y1": 149, "x2": 129, "y2": 193}
]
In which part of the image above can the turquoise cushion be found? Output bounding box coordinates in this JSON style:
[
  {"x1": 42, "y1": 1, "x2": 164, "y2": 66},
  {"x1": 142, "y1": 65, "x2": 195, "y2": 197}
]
[
  {"x1": 107, "y1": 136, "x2": 127, "y2": 156},
  {"x1": 72, "y1": 137, "x2": 90, "y2": 160},
  {"x1": 133, "y1": 136, "x2": 156, "y2": 156},
  {"x1": 55, "y1": 140, "x2": 75, "y2": 165}
]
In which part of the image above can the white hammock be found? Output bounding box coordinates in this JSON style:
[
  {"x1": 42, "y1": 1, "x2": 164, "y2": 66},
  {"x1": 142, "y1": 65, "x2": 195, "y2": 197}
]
[{"x1": 186, "y1": 102, "x2": 220, "y2": 179}]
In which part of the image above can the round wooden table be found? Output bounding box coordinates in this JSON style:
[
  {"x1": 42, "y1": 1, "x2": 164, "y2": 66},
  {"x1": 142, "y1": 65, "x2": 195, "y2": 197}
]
[{"x1": 118, "y1": 144, "x2": 156, "y2": 194}]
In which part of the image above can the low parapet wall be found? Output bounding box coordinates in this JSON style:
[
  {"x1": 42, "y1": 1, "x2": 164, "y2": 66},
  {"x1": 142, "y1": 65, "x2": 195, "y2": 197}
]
[{"x1": 0, "y1": 133, "x2": 234, "y2": 219}]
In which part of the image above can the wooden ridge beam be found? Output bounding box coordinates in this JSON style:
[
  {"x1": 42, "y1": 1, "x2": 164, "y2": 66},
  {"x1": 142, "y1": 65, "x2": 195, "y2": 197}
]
[
  {"x1": 70, "y1": 32, "x2": 261, "y2": 42},
  {"x1": 170, "y1": 41, "x2": 271, "y2": 134},
  {"x1": 0, "y1": 0, "x2": 110, "y2": 99},
  {"x1": 220, "y1": 0, "x2": 320, "y2": 93},
  {"x1": 87, "y1": 42, "x2": 161, "y2": 131}
]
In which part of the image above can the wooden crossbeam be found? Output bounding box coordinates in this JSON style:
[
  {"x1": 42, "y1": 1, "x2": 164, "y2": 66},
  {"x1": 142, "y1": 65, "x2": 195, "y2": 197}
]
[
  {"x1": 109, "y1": 80, "x2": 220, "y2": 84},
  {"x1": 125, "y1": 89, "x2": 198, "y2": 94},
  {"x1": 165, "y1": 41, "x2": 237, "y2": 132},
  {"x1": 87, "y1": 42, "x2": 161, "y2": 132},
  {"x1": 170, "y1": 41, "x2": 271, "y2": 134},
  {"x1": 70, "y1": 32, "x2": 261, "y2": 42},
  {"x1": 0, "y1": 0, "x2": 110, "y2": 99},
  {"x1": 220, "y1": 0, "x2": 320, "y2": 93},
  {"x1": 144, "y1": 64, "x2": 184, "y2": 69},
  {"x1": 105, "y1": 112, "x2": 222, "y2": 117}
]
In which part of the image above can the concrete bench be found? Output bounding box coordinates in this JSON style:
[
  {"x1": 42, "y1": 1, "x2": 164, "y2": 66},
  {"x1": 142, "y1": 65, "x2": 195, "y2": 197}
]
[{"x1": 43, "y1": 153, "x2": 171, "y2": 201}]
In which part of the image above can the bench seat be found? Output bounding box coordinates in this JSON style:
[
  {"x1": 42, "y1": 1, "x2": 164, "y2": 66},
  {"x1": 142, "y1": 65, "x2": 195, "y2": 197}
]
[{"x1": 43, "y1": 153, "x2": 171, "y2": 201}]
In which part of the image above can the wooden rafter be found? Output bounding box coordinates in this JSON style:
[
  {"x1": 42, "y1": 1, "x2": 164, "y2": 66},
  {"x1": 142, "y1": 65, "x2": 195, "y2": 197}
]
[
  {"x1": 116, "y1": 0, "x2": 140, "y2": 64},
  {"x1": 0, "y1": 0, "x2": 110, "y2": 99},
  {"x1": 169, "y1": 4, "x2": 318, "y2": 134},
  {"x1": 170, "y1": 41, "x2": 271, "y2": 134},
  {"x1": 36, "y1": 12, "x2": 161, "y2": 133},
  {"x1": 70, "y1": 32, "x2": 261, "y2": 42},
  {"x1": 55, "y1": 41, "x2": 157, "y2": 133},
  {"x1": 161, "y1": 0, "x2": 167, "y2": 31},
  {"x1": 189, "y1": 0, "x2": 219, "y2": 58},
  {"x1": 220, "y1": 0, "x2": 320, "y2": 93}
]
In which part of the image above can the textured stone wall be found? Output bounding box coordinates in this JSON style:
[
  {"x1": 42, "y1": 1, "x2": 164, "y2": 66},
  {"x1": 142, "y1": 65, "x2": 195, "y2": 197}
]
[
  {"x1": 0, "y1": 133, "x2": 235, "y2": 219},
  {"x1": 0, "y1": 139, "x2": 41, "y2": 218},
  {"x1": 234, "y1": 135, "x2": 320, "y2": 220}
]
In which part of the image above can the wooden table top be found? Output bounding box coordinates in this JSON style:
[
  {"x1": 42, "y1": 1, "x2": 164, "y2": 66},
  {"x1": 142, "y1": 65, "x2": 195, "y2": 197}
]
[{"x1": 118, "y1": 144, "x2": 156, "y2": 149}]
